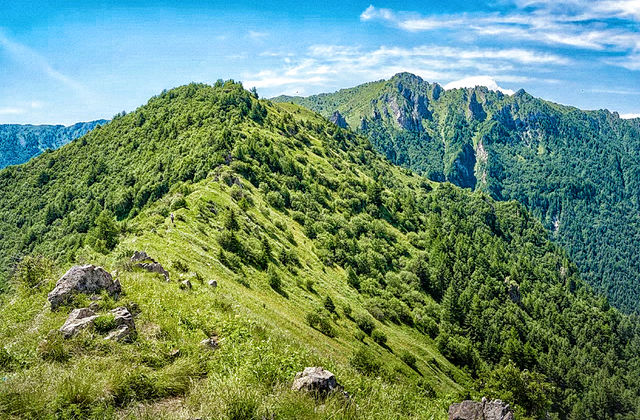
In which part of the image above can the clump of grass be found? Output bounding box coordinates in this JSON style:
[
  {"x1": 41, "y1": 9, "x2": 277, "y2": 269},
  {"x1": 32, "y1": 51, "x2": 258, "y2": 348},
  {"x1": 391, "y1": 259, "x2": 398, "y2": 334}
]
[
  {"x1": 350, "y1": 347, "x2": 381, "y2": 376},
  {"x1": 38, "y1": 332, "x2": 70, "y2": 363},
  {"x1": 93, "y1": 314, "x2": 117, "y2": 334}
]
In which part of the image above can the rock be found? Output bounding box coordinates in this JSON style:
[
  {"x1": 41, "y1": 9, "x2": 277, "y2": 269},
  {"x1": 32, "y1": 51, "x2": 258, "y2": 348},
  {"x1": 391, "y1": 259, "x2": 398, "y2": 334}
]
[
  {"x1": 132, "y1": 251, "x2": 170, "y2": 281},
  {"x1": 200, "y1": 336, "x2": 219, "y2": 351},
  {"x1": 104, "y1": 307, "x2": 136, "y2": 342},
  {"x1": 291, "y1": 367, "x2": 343, "y2": 397},
  {"x1": 180, "y1": 280, "x2": 192, "y2": 290},
  {"x1": 48, "y1": 265, "x2": 120, "y2": 310},
  {"x1": 208, "y1": 280, "x2": 218, "y2": 288},
  {"x1": 329, "y1": 111, "x2": 348, "y2": 129},
  {"x1": 448, "y1": 399, "x2": 514, "y2": 420},
  {"x1": 59, "y1": 308, "x2": 98, "y2": 338},
  {"x1": 170, "y1": 349, "x2": 181, "y2": 359}
]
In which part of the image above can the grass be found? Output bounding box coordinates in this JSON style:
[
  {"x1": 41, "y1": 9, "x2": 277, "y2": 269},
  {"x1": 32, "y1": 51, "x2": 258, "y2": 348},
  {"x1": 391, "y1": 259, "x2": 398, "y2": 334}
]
[{"x1": 0, "y1": 103, "x2": 468, "y2": 419}]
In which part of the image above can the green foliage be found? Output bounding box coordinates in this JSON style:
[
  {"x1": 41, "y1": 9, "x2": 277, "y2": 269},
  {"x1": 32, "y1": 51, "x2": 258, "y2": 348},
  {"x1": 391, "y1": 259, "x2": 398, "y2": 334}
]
[
  {"x1": 323, "y1": 295, "x2": 336, "y2": 313},
  {"x1": 371, "y1": 329, "x2": 387, "y2": 346},
  {"x1": 93, "y1": 314, "x2": 117, "y2": 334},
  {"x1": 350, "y1": 347, "x2": 381, "y2": 376},
  {"x1": 355, "y1": 312, "x2": 375, "y2": 335},
  {"x1": 12, "y1": 255, "x2": 54, "y2": 289},
  {"x1": 305, "y1": 308, "x2": 336, "y2": 337},
  {"x1": 399, "y1": 351, "x2": 417, "y2": 370},
  {"x1": 88, "y1": 210, "x2": 119, "y2": 253}
]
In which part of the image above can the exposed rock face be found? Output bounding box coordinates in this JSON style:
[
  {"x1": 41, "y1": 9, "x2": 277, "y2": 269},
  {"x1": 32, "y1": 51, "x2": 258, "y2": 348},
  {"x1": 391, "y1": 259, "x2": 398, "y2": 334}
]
[
  {"x1": 104, "y1": 307, "x2": 136, "y2": 342},
  {"x1": 131, "y1": 251, "x2": 170, "y2": 281},
  {"x1": 329, "y1": 111, "x2": 348, "y2": 129},
  {"x1": 448, "y1": 399, "x2": 514, "y2": 420},
  {"x1": 59, "y1": 308, "x2": 98, "y2": 338},
  {"x1": 291, "y1": 367, "x2": 343, "y2": 397},
  {"x1": 48, "y1": 265, "x2": 121, "y2": 310}
]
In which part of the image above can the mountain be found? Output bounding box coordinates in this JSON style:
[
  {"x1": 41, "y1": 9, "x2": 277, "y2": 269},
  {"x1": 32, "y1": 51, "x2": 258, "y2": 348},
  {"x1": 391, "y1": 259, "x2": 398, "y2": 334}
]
[
  {"x1": 274, "y1": 72, "x2": 640, "y2": 313},
  {"x1": 0, "y1": 120, "x2": 108, "y2": 169},
  {"x1": 1, "y1": 81, "x2": 639, "y2": 419}
]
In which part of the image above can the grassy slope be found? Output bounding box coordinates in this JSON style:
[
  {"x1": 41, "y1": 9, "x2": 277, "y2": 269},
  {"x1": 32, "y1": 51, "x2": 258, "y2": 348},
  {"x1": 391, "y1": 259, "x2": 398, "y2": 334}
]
[{"x1": 0, "y1": 100, "x2": 466, "y2": 419}]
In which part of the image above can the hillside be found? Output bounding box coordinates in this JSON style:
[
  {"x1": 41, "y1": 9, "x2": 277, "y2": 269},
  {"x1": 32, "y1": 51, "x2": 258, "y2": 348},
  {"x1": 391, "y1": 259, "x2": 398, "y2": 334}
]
[
  {"x1": 0, "y1": 120, "x2": 108, "y2": 169},
  {"x1": 275, "y1": 73, "x2": 640, "y2": 313},
  {"x1": 1, "y1": 82, "x2": 639, "y2": 419}
]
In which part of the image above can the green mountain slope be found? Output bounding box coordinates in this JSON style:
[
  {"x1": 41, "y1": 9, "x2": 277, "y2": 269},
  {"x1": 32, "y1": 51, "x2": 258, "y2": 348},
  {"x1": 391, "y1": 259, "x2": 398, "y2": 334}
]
[
  {"x1": 274, "y1": 73, "x2": 640, "y2": 313},
  {"x1": 1, "y1": 82, "x2": 640, "y2": 419},
  {"x1": 0, "y1": 120, "x2": 109, "y2": 169}
]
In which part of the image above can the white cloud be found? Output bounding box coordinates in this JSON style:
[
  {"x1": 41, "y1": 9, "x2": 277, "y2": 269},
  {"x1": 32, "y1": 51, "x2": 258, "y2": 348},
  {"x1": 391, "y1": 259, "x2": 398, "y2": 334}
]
[
  {"x1": 248, "y1": 30, "x2": 269, "y2": 40},
  {"x1": 359, "y1": 4, "x2": 640, "y2": 69},
  {"x1": 444, "y1": 76, "x2": 515, "y2": 95},
  {"x1": 620, "y1": 113, "x2": 640, "y2": 119}
]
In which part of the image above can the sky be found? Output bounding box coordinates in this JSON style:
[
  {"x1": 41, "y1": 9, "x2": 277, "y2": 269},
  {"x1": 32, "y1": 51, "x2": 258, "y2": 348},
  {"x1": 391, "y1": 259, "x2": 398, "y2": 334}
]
[{"x1": 0, "y1": 0, "x2": 639, "y2": 124}]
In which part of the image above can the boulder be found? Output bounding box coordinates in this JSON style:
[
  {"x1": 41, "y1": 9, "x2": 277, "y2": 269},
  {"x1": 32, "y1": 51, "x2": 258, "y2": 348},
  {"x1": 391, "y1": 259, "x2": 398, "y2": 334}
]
[
  {"x1": 180, "y1": 280, "x2": 192, "y2": 290},
  {"x1": 291, "y1": 367, "x2": 342, "y2": 397},
  {"x1": 448, "y1": 399, "x2": 513, "y2": 420},
  {"x1": 59, "y1": 308, "x2": 98, "y2": 338},
  {"x1": 104, "y1": 307, "x2": 136, "y2": 342},
  {"x1": 208, "y1": 280, "x2": 218, "y2": 288},
  {"x1": 48, "y1": 265, "x2": 120, "y2": 310}
]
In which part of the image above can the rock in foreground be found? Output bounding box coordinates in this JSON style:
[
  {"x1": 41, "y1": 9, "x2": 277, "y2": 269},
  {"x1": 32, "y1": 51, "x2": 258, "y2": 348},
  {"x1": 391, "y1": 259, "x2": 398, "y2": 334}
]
[
  {"x1": 48, "y1": 265, "x2": 121, "y2": 310},
  {"x1": 448, "y1": 399, "x2": 514, "y2": 420},
  {"x1": 59, "y1": 308, "x2": 98, "y2": 338}
]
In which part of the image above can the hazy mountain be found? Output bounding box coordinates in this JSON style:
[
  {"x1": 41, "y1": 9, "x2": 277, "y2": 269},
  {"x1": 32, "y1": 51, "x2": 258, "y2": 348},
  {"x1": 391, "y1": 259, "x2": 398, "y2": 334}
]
[{"x1": 0, "y1": 120, "x2": 108, "y2": 169}]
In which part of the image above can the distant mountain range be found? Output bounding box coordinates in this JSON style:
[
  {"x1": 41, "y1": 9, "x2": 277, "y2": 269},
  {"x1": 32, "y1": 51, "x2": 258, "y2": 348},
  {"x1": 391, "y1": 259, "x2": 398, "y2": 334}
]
[
  {"x1": 275, "y1": 72, "x2": 640, "y2": 313},
  {"x1": 0, "y1": 120, "x2": 108, "y2": 169}
]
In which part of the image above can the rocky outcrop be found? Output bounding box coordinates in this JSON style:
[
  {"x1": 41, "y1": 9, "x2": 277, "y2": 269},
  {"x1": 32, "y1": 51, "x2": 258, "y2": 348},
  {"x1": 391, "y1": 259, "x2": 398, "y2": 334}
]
[
  {"x1": 48, "y1": 265, "x2": 121, "y2": 310},
  {"x1": 448, "y1": 398, "x2": 514, "y2": 420},
  {"x1": 131, "y1": 251, "x2": 170, "y2": 281},
  {"x1": 291, "y1": 367, "x2": 344, "y2": 397},
  {"x1": 329, "y1": 111, "x2": 348, "y2": 129},
  {"x1": 59, "y1": 308, "x2": 98, "y2": 338},
  {"x1": 104, "y1": 307, "x2": 136, "y2": 342}
]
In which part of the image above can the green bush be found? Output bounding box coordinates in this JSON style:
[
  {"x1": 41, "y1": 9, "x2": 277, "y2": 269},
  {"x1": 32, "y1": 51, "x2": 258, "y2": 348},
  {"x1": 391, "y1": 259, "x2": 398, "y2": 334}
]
[
  {"x1": 12, "y1": 255, "x2": 54, "y2": 289},
  {"x1": 350, "y1": 347, "x2": 381, "y2": 376},
  {"x1": 400, "y1": 351, "x2": 417, "y2": 370},
  {"x1": 355, "y1": 312, "x2": 375, "y2": 335},
  {"x1": 372, "y1": 329, "x2": 387, "y2": 346},
  {"x1": 305, "y1": 309, "x2": 336, "y2": 337}
]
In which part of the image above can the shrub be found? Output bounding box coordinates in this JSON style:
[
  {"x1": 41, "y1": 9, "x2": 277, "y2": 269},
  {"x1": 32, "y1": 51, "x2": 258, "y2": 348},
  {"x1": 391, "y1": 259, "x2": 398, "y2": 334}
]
[
  {"x1": 266, "y1": 191, "x2": 285, "y2": 210},
  {"x1": 267, "y1": 266, "x2": 282, "y2": 291},
  {"x1": 12, "y1": 255, "x2": 54, "y2": 289},
  {"x1": 350, "y1": 347, "x2": 381, "y2": 376},
  {"x1": 371, "y1": 329, "x2": 387, "y2": 346},
  {"x1": 400, "y1": 351, "x2": 417, "y2": 370},
  {"x1": 355, "y1": 312, "x2": 375, "y2": 335},
  {"x1": 170, "y1": 196, "x2": 187, "y2": 210},
  {"x1": 305, "y1": 309, "x2": 336, "y2": 337},
  {"x1": 342, "y1": 304, "x2": 353, "y2": 319},
  {"x1": 323, "y1": 296, "x2": 336, "y2": 313},
  {"x1": 354, "y1": 330, "x2": 366, "y2": 342}
]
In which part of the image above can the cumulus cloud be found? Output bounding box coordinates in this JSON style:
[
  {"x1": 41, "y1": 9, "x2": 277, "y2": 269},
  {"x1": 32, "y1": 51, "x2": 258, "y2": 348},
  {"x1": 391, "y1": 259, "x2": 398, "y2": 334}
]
[{"x1": 444, "y1": 76, "x2": 515, "y2": 95}]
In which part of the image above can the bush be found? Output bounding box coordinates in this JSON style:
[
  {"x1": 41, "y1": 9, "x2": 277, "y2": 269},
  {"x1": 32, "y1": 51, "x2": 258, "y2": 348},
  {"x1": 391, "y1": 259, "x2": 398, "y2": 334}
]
[
  {"x1": 266, "y1": 191, "x2": 285, "y2": 209},
  {"x1": 355, "y1": 312, "x2": 375, "y2": 335},
  {"x1": 350, "y1": 347, "x2": 381, "y2": 376},
  {"x1": 371, "y1": 329, "x2": 387, "y2": 346},
  {"x1": 268, "y1": 266, "x2": 282, "y2": 291},
  {"x1": 13, "y1": 255, "x2": 54, "y2": 289},
  {"x1": 305, "y1": 309, "x2": 336, "y2": 337},
  {"x1": 354, "y1": 330, "x2": 366, "y2": 342},
  {"x1": 400, "y1": 351, "x2": 417, "y2": 370},
  {"x1": 342, "y1": 304, "x2": 353, "y2": 319},
  {"x1": 323, "y1": 296, "x2": 336, "y2": 313}
]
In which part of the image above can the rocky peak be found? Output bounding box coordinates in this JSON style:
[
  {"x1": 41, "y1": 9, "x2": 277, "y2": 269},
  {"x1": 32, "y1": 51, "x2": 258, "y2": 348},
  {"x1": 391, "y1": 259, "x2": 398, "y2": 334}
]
[{"x1": 329, "y1": 111, "x2": 348, "y2": 129}]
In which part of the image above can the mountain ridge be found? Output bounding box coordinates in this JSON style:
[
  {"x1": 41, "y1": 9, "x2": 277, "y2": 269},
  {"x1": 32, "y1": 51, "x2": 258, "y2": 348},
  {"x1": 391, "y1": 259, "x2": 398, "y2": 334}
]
[{"x1": 273, "y1": 72, "x2": 640, "y2": 313}]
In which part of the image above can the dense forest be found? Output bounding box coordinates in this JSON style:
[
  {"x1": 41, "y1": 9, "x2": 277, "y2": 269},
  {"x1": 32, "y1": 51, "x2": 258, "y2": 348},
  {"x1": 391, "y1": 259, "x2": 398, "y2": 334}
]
[
  {"x1": 1, "y1": 81, "x2": 639, "y2": 419},
  {"x1": 0, "y1": 120, "x2": 107, "y2": 169},
  {"x1": 275, "y1": 73, "x2": 640, "y2": 313}
]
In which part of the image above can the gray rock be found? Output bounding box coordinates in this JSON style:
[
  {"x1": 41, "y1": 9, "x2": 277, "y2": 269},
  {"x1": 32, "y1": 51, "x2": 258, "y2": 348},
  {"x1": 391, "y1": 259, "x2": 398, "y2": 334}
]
[
  {"x1": 48, "y1": 265, "x2": 120, "y2": 310},
  {"x1": 200, "y1": 336, "x2": 219, "y2": 351},
  {"x1": 448, "y1": 399, "x2": 514, "y2": 420},
  {"x1": 60, "y1": 307, "x2": 98, "y2": 338},
  {"x1": 180, "y1": 280, "x2": 192, "y2": 290},
  {"x1": 104, "y1": 307, "x2": 136, "y2": 342},
  {"x1": 329, "y1": 111, "x2": 348, "y2": 129},
  {"x1": 131, "y1": 250, "x2": 152, "y2": 262},
  {"x1": 132, "y1": 251, "x2": 170, "y2": 281},
  {"x1": 208, "y1": 280, "x2": 218, "y2": 288},
  {"x1": 291, "y1": 367, "x2": 342, "y2": 397}
]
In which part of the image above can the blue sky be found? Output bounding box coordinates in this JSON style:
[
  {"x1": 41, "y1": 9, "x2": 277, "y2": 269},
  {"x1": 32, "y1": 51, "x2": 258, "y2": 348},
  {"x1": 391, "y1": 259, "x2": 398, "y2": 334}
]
[{"x1": 1, "y1": 0, "x2": 639, "y2": 124}]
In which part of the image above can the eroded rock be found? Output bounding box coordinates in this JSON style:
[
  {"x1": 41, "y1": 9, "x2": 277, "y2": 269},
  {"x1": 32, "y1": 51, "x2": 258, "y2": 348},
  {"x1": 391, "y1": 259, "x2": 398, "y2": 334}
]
[
  {"x1": 448, "y1": 398, "x2": 514, "y2": 420},
  {"x1": 104, "y1": 306, "x2": 136, "y2": 342},
  {"x1": 48, "y1": 265, "x2": 120, "y2": 310},
  {"x1": 59, "y1": 308, "x2": 98, "y2": 338},
  {"x1": 131, "y1": 251, "x2": 170, "y2": 281},
  {"x1": 291, "y1": 367, "x2": 344, "y2": 397}
]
